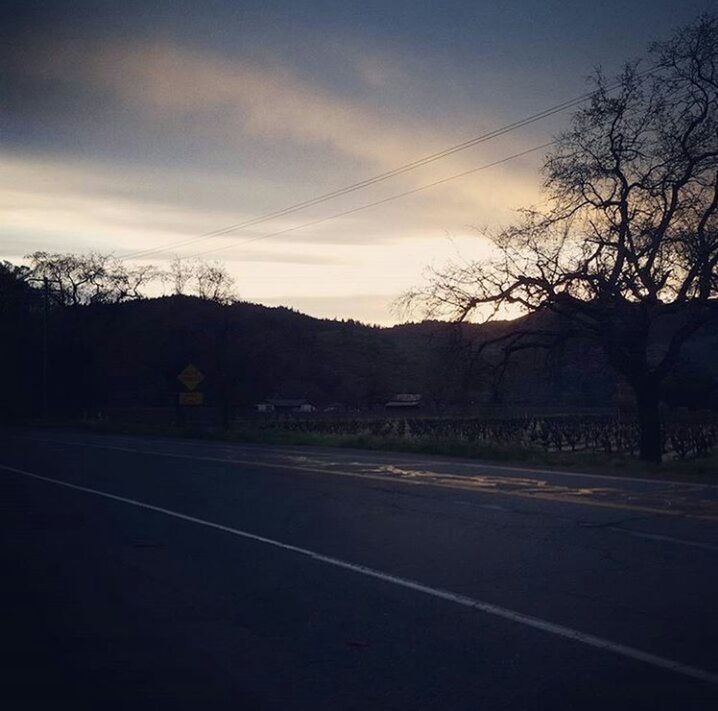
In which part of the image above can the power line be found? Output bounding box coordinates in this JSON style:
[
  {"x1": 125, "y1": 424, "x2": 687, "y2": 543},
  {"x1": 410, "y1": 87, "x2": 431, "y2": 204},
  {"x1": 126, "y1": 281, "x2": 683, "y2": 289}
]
[
  {"x1": 122, "y1": 68, "x2": 654, "y2": 262},
  {"x1": 187, "y1": 141, "x2": 555, "y2": 260}
]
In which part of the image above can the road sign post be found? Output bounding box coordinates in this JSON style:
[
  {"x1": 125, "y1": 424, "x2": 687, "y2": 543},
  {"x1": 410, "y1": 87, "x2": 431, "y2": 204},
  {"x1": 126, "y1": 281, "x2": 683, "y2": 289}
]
[
  {"x1": 177, "y1": 364, "x2": 205, "y2": 420},
  {"x1": 178, "y1": 391, "x2": 204, "y2": 406}
]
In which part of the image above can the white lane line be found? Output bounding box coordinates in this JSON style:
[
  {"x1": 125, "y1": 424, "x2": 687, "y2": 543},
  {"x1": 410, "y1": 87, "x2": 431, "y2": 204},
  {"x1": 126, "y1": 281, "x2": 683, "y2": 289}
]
[{"x1": 2, "y1": 462, "x2": 717, "y2": 686}]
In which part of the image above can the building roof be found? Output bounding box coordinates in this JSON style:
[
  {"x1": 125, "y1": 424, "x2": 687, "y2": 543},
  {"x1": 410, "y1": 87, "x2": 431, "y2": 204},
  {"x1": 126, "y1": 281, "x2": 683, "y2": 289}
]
[
  {"x1": 267, "y1": 398, "x2": 310, "y2": 408},
  {"x1": 386, "y1": 393, "x2": 422, "y2": 407}
]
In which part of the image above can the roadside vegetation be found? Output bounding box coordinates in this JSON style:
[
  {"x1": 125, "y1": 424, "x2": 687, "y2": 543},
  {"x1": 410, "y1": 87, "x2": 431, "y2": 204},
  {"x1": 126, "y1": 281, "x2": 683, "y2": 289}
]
[{"x1": 51, "y1": 415, "x2": 718, "y2": 483}]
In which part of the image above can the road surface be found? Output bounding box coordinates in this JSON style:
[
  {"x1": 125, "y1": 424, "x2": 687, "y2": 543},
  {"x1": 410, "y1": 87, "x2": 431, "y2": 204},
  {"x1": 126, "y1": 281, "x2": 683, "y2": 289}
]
[{"x1": 1, "y1": 427, "x2": 717, "y2": 709}]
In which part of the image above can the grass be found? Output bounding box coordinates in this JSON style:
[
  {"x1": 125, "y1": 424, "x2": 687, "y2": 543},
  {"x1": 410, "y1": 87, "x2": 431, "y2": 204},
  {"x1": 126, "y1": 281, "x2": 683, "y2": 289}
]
[{"x1": 29, "y1": 418, "x2": 718, "y2": 484}]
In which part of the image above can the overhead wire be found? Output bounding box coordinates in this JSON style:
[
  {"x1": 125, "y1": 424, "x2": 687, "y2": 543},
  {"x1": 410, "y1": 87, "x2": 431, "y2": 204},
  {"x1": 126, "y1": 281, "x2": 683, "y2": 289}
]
[
  {"x1": 187, "y1": 140, "x2": 556, "y2": 259},
  {"x1": 121, "y1": 66, "x2": 655, "y2": 261}
]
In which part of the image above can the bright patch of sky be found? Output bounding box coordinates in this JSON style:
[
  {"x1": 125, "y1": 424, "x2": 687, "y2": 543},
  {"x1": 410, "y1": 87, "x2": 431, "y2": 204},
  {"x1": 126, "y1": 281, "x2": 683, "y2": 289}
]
[{"x1": 1, "y1": 0, "x2": 714, "y2": 323}]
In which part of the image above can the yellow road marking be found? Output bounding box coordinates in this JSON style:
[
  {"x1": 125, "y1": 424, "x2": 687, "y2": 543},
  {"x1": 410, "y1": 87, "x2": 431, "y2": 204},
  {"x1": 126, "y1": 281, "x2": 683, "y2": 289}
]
[{"x1": 15, "y1": 436, "x2": 718, "y2": 522}]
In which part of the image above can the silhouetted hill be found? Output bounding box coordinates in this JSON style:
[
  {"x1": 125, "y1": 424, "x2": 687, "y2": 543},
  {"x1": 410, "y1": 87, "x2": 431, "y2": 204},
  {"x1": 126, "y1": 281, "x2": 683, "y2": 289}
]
[{"x1": 2, "y1": 292, "x2": 717, "y2": 420}]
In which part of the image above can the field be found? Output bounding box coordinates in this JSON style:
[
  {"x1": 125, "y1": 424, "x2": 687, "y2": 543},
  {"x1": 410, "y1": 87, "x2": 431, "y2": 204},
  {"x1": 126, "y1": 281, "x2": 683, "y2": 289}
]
[
  {"x1": 237, "y1": 413, "x2": 718, "y2": 460},
  {"x1": 54, "y1": 408, "x2": 718, "y2": 480}
]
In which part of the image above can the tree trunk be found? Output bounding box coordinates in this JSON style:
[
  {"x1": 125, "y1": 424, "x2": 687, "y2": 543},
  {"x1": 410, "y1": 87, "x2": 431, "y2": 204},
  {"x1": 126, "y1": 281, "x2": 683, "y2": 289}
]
[{"x1": 634, "y1": 384, "x2": 662, "y2": 464}]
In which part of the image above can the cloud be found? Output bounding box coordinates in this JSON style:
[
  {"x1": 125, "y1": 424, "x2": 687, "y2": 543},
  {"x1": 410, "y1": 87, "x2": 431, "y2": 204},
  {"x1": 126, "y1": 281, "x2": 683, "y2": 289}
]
[
  {"x1": 15, "y1": 38, "x2": 549, "y2": 176},
  {"x1": 0, "y1": 152, "x2": 365, "y2": 267},
  {"x1": 2, "y1": 37, "x2": 551, "y2": 323},
  {"x1": 7, "y1": 37, "x2": 549, "y2": 240},
  {"x1": 16, "y1": 40, "x2": 444, "y2": 168}
]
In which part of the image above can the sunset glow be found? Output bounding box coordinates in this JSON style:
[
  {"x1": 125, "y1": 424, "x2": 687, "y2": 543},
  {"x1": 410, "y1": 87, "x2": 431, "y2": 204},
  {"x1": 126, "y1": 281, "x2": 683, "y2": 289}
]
[{"x1": 1, "y1": 1, "x2": 712, "y2": 322}]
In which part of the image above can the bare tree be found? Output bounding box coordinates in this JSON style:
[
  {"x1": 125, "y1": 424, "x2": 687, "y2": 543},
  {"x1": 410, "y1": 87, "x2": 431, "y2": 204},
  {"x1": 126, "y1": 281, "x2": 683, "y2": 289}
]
[
  {"x1": 194, "y1": 260, "x2": 236, "y2": 304},
  {"x1": 164, "y1": 256, "x2": 236, "y2": 303},
  {"x1": 405, "y1": 15, "x2": 718, "y2": 462},
  {"x1": 26, "y1": 251, "x2": 159, "y2": 305},
  {"x1": 27, "y1": 251, "x2": 111, "y2": 305},
  {"x1": 166, "y1": 256, "x2": 195, "y2": 296},
  {"x1": 109, "y1": 263, "x2": 162, "y2": 301}
]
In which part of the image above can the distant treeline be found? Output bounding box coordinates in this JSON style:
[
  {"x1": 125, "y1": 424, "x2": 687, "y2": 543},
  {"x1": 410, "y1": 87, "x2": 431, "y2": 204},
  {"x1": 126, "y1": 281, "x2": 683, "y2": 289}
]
[{"x1": 1, "y1": 257, "x2": 717, "y2": 422}]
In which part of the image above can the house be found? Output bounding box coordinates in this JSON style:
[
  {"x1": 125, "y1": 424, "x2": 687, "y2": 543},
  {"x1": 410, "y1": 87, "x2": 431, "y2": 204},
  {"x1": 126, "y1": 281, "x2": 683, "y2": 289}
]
[
  {"x1": 386, "y1": 393, "x2": 423, "y2": 409},
  {"x1": 257, "y1": 398, "x2": 316, "y2": 413}
]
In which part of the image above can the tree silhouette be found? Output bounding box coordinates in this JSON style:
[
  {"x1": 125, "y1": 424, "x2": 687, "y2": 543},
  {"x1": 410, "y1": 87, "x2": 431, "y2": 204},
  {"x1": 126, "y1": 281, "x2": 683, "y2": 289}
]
[
  {"x1": 26, "y1": 251, "x2": 160, "y2": 305},
  {"x1": 165, "y1": 256, "x2": 236, "y2": 303},
  {"x1": 406, "y1": 15, "x2": 718, "y2": 462},
  {"x1": 166, "y1": 256, "x2": 195, "y2": 296},
  {"x1": 195, "y1": 260, "x2": 237, "y2": 304}
]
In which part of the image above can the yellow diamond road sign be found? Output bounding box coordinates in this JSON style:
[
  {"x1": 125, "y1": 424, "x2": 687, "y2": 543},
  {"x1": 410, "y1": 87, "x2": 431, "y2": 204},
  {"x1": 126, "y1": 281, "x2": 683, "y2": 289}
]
[{"x1": 178, "y1": 364, "x2": 205, "y2": 391}]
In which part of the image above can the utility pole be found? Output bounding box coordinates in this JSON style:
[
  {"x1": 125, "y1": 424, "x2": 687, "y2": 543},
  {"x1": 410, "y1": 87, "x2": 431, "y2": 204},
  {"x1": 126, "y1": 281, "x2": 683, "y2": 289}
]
[
  {"x1": 42, "y1": 276, "x2": 49, "y2": 420},
  {"x1": 219, "y1": 303, "x2": 231, "y2": 430}
]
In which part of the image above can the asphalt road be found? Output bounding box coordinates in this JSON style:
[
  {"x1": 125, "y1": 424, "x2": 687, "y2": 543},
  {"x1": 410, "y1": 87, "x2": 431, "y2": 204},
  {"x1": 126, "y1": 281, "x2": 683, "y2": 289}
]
[{"x1": 1, "y1": 427, "x2": 717, "y2": 709}]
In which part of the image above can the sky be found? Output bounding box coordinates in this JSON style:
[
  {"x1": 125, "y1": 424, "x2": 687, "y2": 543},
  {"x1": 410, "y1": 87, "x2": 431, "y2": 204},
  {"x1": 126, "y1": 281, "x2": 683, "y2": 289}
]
[{"x1": 2, "y1": 0, "x2": 715, "y2": 324}]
